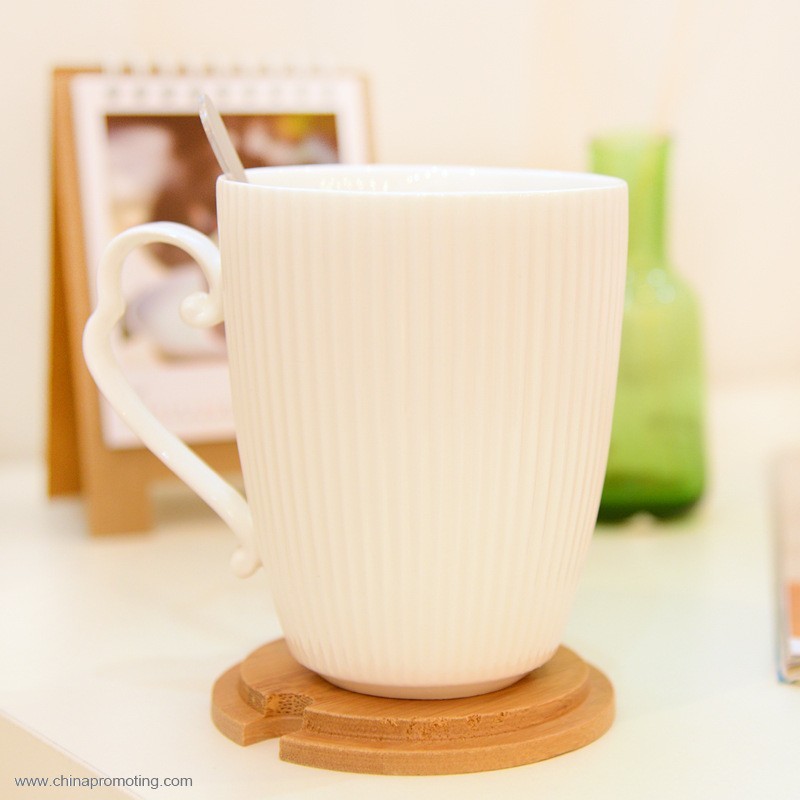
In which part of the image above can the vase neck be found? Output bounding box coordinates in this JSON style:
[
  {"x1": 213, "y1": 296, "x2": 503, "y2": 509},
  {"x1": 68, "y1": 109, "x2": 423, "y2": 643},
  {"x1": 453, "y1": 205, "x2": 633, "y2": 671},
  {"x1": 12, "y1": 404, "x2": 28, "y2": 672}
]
[{"x1": 590, "y1": 133, "x2": 670, "y2": 273}]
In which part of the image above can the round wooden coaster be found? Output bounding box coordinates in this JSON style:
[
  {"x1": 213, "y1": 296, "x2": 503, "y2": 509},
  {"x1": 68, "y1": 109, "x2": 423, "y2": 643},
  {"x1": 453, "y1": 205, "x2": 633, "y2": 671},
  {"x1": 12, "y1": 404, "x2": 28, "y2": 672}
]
[{"x1": 211, "y1": 639, "x2": 614, "y2": 775}]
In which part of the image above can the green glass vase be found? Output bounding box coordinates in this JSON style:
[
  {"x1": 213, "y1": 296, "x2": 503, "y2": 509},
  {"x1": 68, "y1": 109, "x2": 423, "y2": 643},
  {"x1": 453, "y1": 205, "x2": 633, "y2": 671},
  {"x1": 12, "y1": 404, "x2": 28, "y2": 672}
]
[{"x1": 590, "y1": 132, "x2": 705, "y2": 522}]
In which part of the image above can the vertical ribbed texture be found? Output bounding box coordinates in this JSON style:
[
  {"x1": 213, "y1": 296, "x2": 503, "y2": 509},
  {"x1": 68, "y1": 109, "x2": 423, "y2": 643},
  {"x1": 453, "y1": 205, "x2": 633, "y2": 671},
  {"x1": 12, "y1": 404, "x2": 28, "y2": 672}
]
[{"x1": 220, "y1": 181, "x2": 627, "y2": 691}]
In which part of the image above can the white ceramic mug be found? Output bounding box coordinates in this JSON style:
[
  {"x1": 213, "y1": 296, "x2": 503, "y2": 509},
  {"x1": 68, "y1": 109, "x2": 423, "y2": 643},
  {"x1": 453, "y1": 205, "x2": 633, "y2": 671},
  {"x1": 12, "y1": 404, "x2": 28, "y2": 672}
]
[{"x1": 84, "y1": 165, "x2": 627, "y2": 699}]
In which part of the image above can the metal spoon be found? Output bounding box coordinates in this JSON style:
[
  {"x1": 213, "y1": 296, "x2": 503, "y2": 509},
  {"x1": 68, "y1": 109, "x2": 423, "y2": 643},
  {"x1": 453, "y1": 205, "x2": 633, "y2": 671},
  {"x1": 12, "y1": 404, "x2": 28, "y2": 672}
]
[{"x1": 199, "y1": 93, "x2": 248, "y2": 183}]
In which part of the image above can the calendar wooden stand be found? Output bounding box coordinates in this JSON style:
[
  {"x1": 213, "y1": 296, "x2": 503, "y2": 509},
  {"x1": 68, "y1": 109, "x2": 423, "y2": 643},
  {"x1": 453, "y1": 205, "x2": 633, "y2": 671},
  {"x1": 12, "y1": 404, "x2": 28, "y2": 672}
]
[
  {"x1": 212, "y1": 639, "x2": 614, "y2": 775},
  {"x1": 47, "y1": 64, "x2": 368, "y2": 535},
  {"x1": 46, "y1": 66, "x2": 242, "y2": 534}
]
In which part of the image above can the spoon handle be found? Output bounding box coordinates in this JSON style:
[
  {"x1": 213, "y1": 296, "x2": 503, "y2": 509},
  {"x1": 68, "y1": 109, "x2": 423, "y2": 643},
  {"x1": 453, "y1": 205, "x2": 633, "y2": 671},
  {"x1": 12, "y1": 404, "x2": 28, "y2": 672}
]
[{"x1": 199, "y1": 93, "x2": 248, "y2": 183}]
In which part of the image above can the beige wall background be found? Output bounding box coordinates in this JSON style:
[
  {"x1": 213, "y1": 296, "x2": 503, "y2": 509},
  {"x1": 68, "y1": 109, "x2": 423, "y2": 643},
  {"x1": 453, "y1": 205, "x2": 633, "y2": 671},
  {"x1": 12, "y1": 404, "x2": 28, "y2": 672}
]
[{"x1": 1, "y1": 0, "x2": 798, "y2": 458}]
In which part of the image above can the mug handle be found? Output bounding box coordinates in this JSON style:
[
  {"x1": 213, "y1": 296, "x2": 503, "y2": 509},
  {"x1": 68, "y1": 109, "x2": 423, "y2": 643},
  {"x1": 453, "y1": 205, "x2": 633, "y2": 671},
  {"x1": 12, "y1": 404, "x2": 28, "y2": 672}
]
[{"x1": 82, "y1": 221, "x2": 261, "y2": 577}]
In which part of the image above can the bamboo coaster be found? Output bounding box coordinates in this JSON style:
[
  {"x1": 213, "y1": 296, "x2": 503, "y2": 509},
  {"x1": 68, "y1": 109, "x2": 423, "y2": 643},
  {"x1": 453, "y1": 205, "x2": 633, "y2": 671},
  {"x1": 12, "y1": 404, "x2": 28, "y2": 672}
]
[{"x1": 211, "y1": 639, "x2": 614, "y2": 775}]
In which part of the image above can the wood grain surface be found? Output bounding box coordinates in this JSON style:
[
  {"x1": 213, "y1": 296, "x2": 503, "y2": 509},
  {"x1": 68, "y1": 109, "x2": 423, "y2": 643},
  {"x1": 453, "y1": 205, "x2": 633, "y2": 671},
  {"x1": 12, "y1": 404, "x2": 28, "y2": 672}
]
[{"x1": 212, "y1": 639, "x2": 614, "y2": 775}]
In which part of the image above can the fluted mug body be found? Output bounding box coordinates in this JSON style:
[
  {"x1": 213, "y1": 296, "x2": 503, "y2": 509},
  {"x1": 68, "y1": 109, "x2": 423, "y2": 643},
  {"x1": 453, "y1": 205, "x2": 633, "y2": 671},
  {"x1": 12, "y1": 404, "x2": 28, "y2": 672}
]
[{"x1": 217, "y1": 166, "x2": 627, "y2": 698}]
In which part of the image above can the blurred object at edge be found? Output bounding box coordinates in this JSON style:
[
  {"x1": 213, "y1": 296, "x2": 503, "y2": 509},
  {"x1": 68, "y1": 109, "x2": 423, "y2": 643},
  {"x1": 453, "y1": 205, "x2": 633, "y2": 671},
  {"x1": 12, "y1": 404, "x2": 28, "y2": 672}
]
[{"x1": 591, "y1": 131, "x2": 706, "y2": 522}]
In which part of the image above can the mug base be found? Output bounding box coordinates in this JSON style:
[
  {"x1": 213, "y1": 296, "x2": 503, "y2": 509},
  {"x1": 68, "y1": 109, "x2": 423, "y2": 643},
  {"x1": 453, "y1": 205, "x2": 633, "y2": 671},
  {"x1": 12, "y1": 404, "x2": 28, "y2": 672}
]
[{"x1": 318, "y1": 671, "x2": 529, "y2": 700}]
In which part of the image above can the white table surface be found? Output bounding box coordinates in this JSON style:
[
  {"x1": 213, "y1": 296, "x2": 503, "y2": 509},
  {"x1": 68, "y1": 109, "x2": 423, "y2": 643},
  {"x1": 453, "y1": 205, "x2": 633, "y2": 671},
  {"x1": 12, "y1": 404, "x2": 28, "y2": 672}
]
[{"x1": 2, "y1": 380, "x2": 800, "y2": 800}]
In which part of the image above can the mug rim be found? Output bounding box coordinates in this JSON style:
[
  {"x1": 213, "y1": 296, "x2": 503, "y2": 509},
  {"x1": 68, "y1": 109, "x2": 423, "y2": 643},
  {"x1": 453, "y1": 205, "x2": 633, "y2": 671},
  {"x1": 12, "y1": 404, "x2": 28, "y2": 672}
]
[{"x1": 220, "y1": 164, "x2": 626, "y2": 196}]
